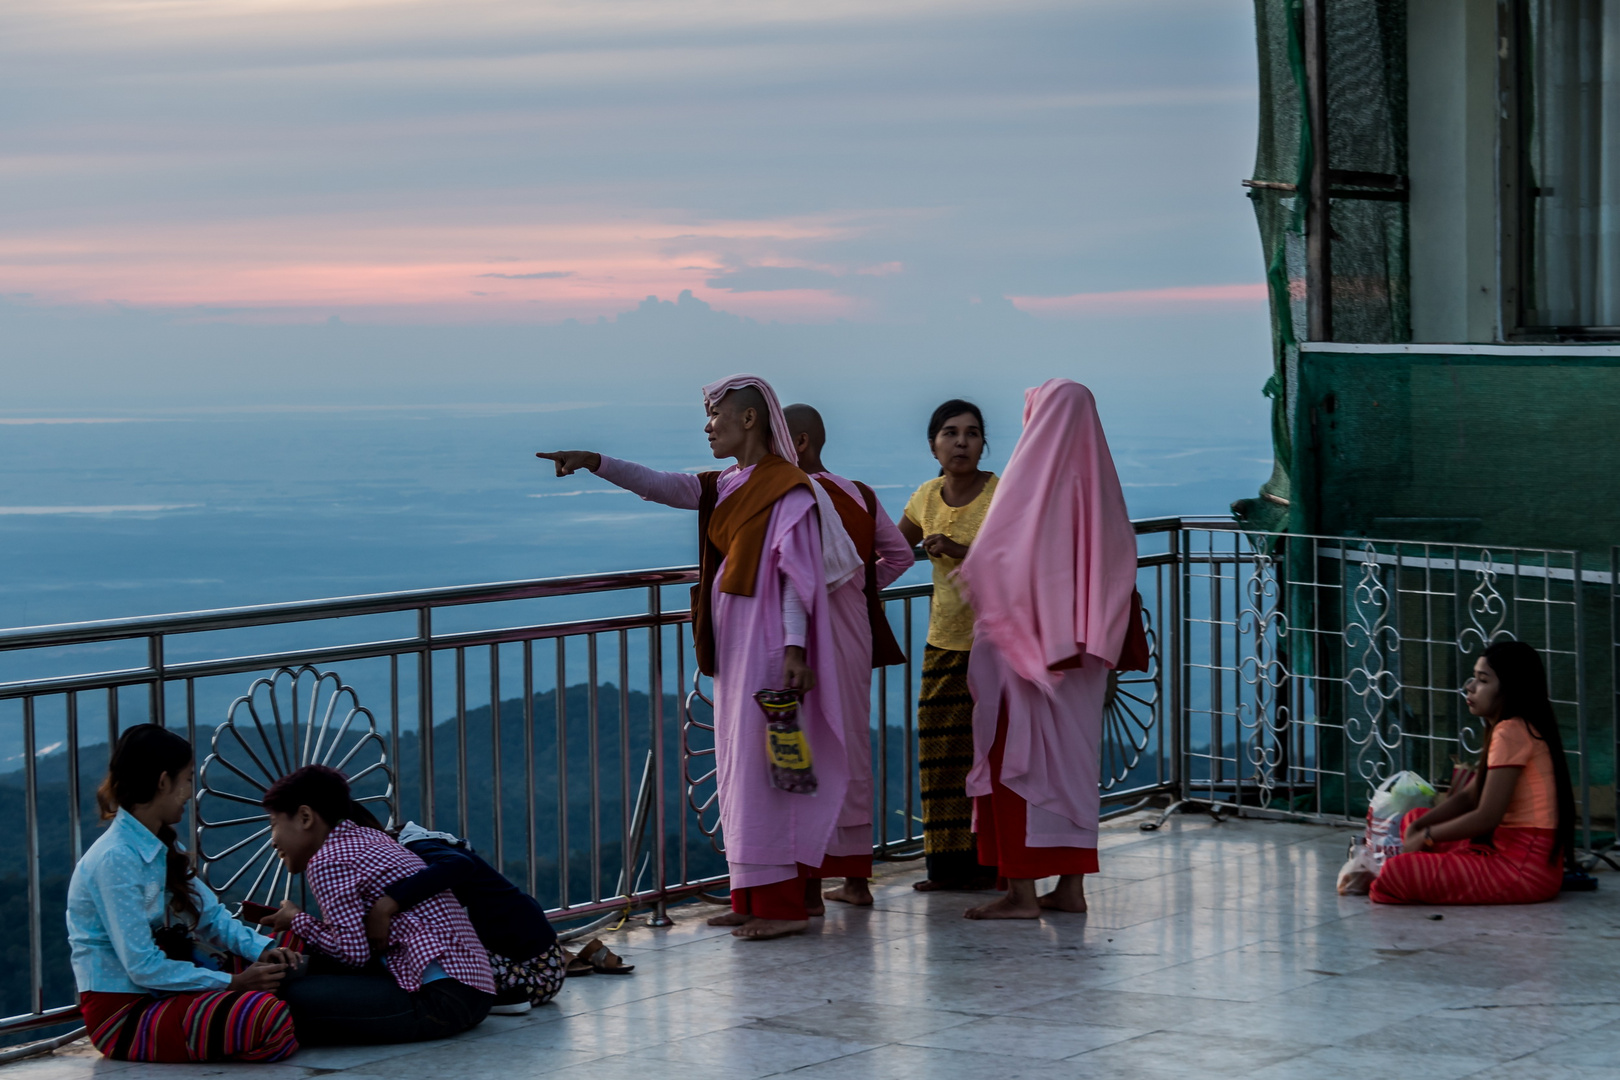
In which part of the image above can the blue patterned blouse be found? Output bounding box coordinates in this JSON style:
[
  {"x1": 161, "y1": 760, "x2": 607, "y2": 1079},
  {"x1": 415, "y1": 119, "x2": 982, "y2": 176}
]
[{"x1": 66, "y1": 808, "x2": 271, "y2": 994}]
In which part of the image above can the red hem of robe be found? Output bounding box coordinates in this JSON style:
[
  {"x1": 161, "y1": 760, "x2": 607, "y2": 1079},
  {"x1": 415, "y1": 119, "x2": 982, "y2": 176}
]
[
  {"x1": 731, "y1": 867, "x2": 810, "y2": 920},
  {"x1": 814, "y1": 853, "x2": 873, "y2": 878},
  {"x1": 974, "y1": 702, "x2": 1099, "y2": 879}
]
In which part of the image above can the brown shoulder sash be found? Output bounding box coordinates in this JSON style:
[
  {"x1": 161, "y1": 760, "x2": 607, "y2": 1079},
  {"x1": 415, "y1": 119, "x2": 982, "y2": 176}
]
[
  {"x1": 816, "y1": 476, "x2": 907, "y2": 668},
  {"x1": 690, "y1": 455, "x2": 811, "y2": 677}
]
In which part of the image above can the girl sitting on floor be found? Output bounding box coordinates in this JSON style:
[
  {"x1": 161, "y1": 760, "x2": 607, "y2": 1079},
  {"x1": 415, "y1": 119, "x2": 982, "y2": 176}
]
[
  {"x1": 1372, "y1": 640, "x2": 1575, "y2": 905},
  {"x1": 363, "y1": 822, "x2": 572, "y2": 1014},
  {"x1": 67, "y1": 724, "x2": 299, "y2": 1063},
  {"x1": 259, "y1": 765, "x2": 495, "y2": 1045}
]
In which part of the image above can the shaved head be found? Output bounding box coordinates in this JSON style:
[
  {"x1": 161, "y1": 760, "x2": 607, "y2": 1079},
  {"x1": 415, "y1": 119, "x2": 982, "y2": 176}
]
[
  {"x1": 783, "y1": 403, "x2": 826, "y2": 453},
  {"x1": 720, "y1": 384, "x2": 767, "y2": 423}
]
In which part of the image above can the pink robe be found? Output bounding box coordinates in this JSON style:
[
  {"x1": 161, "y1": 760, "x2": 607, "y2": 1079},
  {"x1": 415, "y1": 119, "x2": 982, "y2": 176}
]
[
  {"x1": 811, "y1": 472, "x2": 915, "y2": 860},
  {"x1": 596, "y1": 456, "x2": 851, "y2": 888},
  {"x1": 957, "y1": 379, "x2": 1137, "y2": 854}
]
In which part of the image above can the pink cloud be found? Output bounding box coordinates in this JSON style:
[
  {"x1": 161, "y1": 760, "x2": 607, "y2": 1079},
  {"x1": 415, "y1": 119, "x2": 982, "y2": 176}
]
[
  {"x1": 1009, "y1": 283, "x2": 1268, "y2": 316},
  {"x1": 0, "y1": 211, "x2": 868, "y2": 324}
]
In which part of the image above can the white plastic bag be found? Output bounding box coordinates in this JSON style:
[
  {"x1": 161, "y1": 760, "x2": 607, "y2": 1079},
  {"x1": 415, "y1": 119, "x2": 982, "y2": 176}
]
[
  {"x1": 1369, "y1": 770, "x2": 1437, "y2": 821},
  {"x1": 1336, "y1": 836, "x2": 1379, "y2": 895},
  {"x1": 1365, "y1": 770, "x2": 1437, "y2": 866}
]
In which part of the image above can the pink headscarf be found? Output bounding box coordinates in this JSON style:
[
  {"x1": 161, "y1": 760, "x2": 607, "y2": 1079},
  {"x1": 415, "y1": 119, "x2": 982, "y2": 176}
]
[
  {"x1": 702, "y1": 373, "x2": 797, "y2": 460},
  {"x1": 700, "y1": 373, "x2": 862, "y2": 591},
  {"x1": 957, "y1": 379, "x2": 1137, "y2": 691}
]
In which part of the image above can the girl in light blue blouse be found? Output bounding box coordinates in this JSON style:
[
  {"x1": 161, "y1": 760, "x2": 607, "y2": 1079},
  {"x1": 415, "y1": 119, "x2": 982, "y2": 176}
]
[{"x1": 67, "y1": 724, "x2": 299, "y2": 1062}]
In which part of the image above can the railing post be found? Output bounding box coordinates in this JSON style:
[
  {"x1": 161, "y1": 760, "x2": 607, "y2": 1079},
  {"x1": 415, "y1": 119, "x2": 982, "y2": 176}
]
[
  {"x1": 1169, "y1": 528, "x2": 1185, "y2": 808},
  {"x1": 647, "y1": 585, "x2": 671, "y2": 925},
  {"x1": 490, "y1": 645, "x2": 504, "y2": 876},
  {"x1": 149, "y1": 633, "x2": 166, "y2": 727},
  {"x1": 1574, "y1": 551, "x2": 1591, "y2": 851},
  {"x1": 23, "y1": 697, "x2": 43, "y2": 1016},
  {"x1": 418, "y1": 607, "x2": 435, "y2": 829}
]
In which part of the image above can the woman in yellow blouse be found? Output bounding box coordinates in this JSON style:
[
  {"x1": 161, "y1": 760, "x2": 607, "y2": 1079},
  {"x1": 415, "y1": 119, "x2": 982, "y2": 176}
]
[{"x1": 898, "y1": 400, "x2": 999, "y2": 891}]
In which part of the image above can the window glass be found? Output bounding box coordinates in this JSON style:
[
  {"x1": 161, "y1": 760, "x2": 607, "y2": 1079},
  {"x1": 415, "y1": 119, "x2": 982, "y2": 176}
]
[{"x1": 1523, "y1": 0, "x2": 1620, "y2": 332}]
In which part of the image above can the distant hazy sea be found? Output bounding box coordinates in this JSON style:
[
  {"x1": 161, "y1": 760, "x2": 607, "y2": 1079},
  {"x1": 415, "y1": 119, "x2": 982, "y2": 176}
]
[{"x1": 0, "y1": 400, "x2": 1271, "y2": 628}]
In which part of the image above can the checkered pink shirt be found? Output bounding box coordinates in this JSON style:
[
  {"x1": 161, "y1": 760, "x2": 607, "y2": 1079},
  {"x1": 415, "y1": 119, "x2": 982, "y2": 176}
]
[{"x1": 289, "y1": 819, "x2": 495, "y2": 994}]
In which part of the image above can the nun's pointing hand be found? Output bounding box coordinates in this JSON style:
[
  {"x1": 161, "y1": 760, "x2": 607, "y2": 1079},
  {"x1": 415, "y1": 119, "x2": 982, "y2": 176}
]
[{"x1": 535, "y1": 451, "x2": 602, "y2": 477}]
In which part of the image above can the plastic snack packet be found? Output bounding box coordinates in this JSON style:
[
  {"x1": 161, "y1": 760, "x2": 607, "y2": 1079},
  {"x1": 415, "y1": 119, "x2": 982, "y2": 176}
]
[{"x1": 754, "y1": 688, "x2": 818, "y2": 795}]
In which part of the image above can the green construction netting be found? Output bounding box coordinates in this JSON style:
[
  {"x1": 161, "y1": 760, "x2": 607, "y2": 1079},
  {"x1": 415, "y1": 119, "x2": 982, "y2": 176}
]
[{"x1": 1235, "y1": 0, "x2": 1410, "y2": 534}]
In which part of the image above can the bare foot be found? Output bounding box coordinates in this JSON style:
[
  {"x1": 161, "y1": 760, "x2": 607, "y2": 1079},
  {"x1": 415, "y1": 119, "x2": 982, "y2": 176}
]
[
  {"x1": 1037, "y1": 891, "x2": 1087, "y2": 913},
  {"x1": 706, "y1": 911, "x2": 752, "y2": 927},
  {"x1": 732, "y1": 918, "x2": 809, "y2": 940},
  {"x1": 1037, "y1": 874, "x2": 1087, "y2": 913},
  {"x1": 824, "y1": 880, "x2": 873, "y2": 906},
  {"x1": 964, "y1": 894, "x2": 1041, "y2": 920},
  {"x1": 803, "y1": 879, "x2": 826, "y2": 917}
]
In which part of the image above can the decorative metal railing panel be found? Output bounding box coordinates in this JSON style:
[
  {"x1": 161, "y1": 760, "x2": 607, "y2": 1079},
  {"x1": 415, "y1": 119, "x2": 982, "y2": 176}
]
[{"x1": 1170, "y1": 529, "x2": 1599, "y2": 837}]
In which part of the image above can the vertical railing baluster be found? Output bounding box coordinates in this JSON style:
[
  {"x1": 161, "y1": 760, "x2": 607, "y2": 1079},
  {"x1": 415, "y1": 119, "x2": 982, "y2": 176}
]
[
  {"x1": 523, "y1": 639, "x2": 537, "y2": 899},
  {"x1": 1574, "y1": 551, "x2": 1592, "y2": 851},
  {"x1": 149, "y1": 634, "x2": 165, "y2": 727},
  {"x1": 649, "y1": 586, "x2": 670, "y2": 924},
  {"x1": 1169, "y1": 528, "x2": 1184, "y2": 808},
  {"x1": 419, "y1": 607, "x2": 435, "y2": 829},
  {"x1": 186, "y1": 678, "x2": 199, "y2": 860},
  {"x1": 490, "y1": 644, "x2": 504, "y2": 877},
  {"x1": 587, "y1": 636, "x2": 601, "y2": 901},
  {"x1": 23, "y1": 696, "x2": 43, "y2": 1016},
  {"x1": 618, "y1": 629, "x2": 632, "y2": 901},
  {"x1": 389, "y1": 654, "x2": 401, "y2": 825},
  {"x1": 903, "y1": 597, "x2": 916, "y2": 844},
  {"x1": 456, "y1": 647, "x2": 469, "y2": 840},
  {"x1": 1209, "y1": 533, "x2": 1223, "y2": 798},
  {"x1": 555, "y1": 639, "x2": 570, "y2": 909},
  {"x1": 676, "y1": 622, "x2": 688, "y2": 887},
  {"x1": 107, "y1": 685, "x2": 119, "y2": 750},
  {"x1": 66, "y1": 691, "x2": 82, "y2": 863},
  {"x1": 877, "y1": 631, "x2": 889, "y2": 855}
]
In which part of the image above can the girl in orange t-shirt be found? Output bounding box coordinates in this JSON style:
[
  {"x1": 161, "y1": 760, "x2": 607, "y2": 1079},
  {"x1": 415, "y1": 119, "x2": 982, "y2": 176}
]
[{"x1": 1371, "y1": 640, "x2": 1575, "y2": 905}]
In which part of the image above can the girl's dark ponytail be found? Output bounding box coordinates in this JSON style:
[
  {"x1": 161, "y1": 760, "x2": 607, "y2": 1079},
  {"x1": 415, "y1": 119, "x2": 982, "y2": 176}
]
[{"x1": 99, "y1": 724, "x2": 200, "y2": 922}]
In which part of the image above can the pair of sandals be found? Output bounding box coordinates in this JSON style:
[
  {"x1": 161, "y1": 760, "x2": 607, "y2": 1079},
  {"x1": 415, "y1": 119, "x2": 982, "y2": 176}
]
[{"x1": 562, "y1": 938, "x2": 634, "y2": 977}]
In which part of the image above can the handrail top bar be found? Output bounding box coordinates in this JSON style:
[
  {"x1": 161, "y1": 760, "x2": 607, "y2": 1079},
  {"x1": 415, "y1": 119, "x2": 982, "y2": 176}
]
[
  {"x1": 1, "y1": 516, "x2": 1581, "y2": 650},
  {"x1": 0, "y1": 565, "x2": 701, "y2": 649},
  {"x1": 0, "y1": 517, "x2": 1198, "y2": 647}
]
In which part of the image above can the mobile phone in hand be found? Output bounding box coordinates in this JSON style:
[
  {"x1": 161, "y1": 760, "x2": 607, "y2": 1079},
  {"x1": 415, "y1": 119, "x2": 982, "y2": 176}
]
[{"x1": 240, "y1": 901, "x2": 277, "y2": 924}]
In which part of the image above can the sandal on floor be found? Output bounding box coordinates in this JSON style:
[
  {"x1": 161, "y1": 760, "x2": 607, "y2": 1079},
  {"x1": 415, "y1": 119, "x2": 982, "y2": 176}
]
[
  {"x1": 561, "y1": 948, "x2": 594, "y2": 977},
  {"x1": 577, "y1": 938, "x2": 634, "y2": 975}
]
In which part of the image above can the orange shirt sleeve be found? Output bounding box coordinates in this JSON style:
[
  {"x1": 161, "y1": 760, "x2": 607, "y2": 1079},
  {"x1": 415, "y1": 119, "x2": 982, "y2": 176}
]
[{"x1": 1488, "y1": 718, "x2": 1534, "y2": 768}]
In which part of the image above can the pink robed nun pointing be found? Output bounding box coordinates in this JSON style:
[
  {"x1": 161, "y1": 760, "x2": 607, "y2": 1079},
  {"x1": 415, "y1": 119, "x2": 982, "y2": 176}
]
[{"x1": 536, "y1": 374, "x2": 861, "y2": 939}]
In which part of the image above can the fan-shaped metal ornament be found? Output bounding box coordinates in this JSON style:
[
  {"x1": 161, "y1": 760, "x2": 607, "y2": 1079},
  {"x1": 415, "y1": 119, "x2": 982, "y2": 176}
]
[
  {"x1": 682, "y1": 668, "x2": 725, "y2": 854},
  {"x1": 1101, "y1": 605, "x2": 1160, "y2": 790},
  {"x1": 197, "y1": 665, "x2": 395, "y2": 910}
]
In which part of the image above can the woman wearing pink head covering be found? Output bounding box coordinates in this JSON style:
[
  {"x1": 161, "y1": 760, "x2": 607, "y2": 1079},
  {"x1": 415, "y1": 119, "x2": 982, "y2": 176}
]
[
  {"x1": 955, "y1": 379, "x2": 1138, "y2": 919},
  {"x1": 536, "y1": 375, "x2": 861, "y2": 940}
]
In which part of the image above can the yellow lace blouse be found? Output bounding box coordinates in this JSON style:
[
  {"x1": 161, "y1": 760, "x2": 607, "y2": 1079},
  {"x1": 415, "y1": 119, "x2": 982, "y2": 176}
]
[{"x1": 902, "y1": 474, "x2": 998, "y2": 651}]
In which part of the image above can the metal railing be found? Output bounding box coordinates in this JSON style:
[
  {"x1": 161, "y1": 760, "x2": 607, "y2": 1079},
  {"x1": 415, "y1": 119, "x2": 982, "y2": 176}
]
[{"x1": 0, "y1": 518, "x2": 1612, "y2": 1037}]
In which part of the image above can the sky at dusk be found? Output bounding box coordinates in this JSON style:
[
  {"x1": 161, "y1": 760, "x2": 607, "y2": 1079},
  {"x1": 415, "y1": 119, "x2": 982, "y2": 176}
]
[{"x1": 2, "y1": 0, "x2": 1270, "y2": 413}]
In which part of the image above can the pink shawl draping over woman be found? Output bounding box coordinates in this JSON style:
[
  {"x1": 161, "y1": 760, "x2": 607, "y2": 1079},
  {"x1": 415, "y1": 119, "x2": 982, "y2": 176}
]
[{"x1": 956, "y1": 378, "x2": 1137, "y2": 850}]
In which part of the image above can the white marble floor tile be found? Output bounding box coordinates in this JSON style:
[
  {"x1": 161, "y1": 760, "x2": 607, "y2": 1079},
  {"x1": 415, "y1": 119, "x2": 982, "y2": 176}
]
[
  {"x1": 897, "y1": 1013, "x2": 1146, "y2": 1059},
  {"x1": 1063, "y1": 1029, "x2": 1317, "y2": 1078},
  {"x1": 626, "y1": 1023, "x2": 878, "y2": 1077}
]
